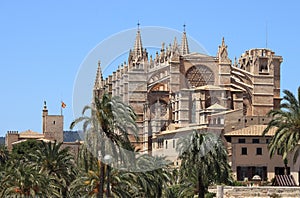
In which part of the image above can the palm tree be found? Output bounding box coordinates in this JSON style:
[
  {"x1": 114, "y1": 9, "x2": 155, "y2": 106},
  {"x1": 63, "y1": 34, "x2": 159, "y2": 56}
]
[
  {"x1": 70, "y1": 153, "x2": 172, "y2": 197},
  {"x1": 263, "y1": 87, "x2": 300, "y2": 169},
  {"x1": 70, "y1": 93, "x2": 139, "y2": 198},
  {"x1": 0, "y1": 145, "x2": 9, "y2": 169},
  {"x1": 0, "y1": 160, "x2": 54, "y2": 197},
  {"x1": 30, "y1": 141, "x2": 77, "y2": 197},
  {"x1": 77, "y1": 144, "x2": 99, "y2": 173},
  {"x1": 176, "y1": 131, "x2": 231, "y2": 198}
]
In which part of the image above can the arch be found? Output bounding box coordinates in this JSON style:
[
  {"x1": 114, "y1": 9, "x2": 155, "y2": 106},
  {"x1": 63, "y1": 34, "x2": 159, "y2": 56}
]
[
  {"x1": 149, "y1": 83, "x2": 168, "y2": 92},
  {"x1": 186, "y1": 65, "x2": 214, "y2": 87}
]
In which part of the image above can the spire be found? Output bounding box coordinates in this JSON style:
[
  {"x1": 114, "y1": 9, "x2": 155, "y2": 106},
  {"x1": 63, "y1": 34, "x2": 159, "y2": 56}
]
[
  {"x1": 217, "y1": 37, "x2": 230, "y2": 63},
  {"x1": 181, "y1": 24, "x2": 189, "y2": 55},
  {"x1": 173, "y1": 37, "x2": 179, "y2": 52},
  {"x1": 133, "y1": 21, "x2": 143, "y2": 58},
  {"x1": 171, "y1": 37, "x2": 180, "y2": 60},
  {"x1": 94, "y1": 60, "x2": 103, "y2": 90},
  {"x1": 233, "y1": 57, "x2": 238, "y2": 67}
]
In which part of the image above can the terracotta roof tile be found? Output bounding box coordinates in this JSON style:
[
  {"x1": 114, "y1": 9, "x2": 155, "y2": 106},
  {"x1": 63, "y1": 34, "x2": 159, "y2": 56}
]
[{"x1": 224, "y1": 125, "x2": 277, "y2": 136}]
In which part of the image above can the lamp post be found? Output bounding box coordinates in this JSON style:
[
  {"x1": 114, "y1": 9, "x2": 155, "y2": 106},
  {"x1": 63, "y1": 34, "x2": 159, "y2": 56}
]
[{"x1": 104, "y1": 154, "x2": 113, "y2": 197}]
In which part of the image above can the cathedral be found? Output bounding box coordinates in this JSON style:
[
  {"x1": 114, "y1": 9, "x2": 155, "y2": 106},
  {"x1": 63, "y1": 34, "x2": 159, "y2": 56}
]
[{"x1": 93, "y1": 26, "x2": 300, "y2": 183}]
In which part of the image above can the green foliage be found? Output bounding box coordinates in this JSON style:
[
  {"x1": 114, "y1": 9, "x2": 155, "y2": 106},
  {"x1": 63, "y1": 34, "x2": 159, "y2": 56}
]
[
  {"x1": 176, "y1": 131, "x2": 232, "y2": 198},
  {"x1": 0, "y1": 160, "x2": 54, "y2": 197},
  {"x1": 205, "y1": 192, "x2": 216, "y2": 198},
  {"x1": 0, "y1": 145, "x2": 9, "y2": 170},
  {"x1": 263, "y1": 87, "x2": 300, "y2": 164},
  {"x1": 231, "y1": 180, "x2": 245, "y2": 186},
  {"x1": 11, "y1": 139, "x2": 42, "y2": 160}
]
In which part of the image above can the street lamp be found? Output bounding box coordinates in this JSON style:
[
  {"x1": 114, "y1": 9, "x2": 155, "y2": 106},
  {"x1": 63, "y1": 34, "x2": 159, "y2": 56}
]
[{"x1": 104, "y1": 154, "x2": 113, "y2": 197}]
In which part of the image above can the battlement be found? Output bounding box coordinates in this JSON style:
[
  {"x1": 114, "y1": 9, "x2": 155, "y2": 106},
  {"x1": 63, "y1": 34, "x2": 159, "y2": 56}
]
[{"x1": 7, "y1": 131, "x2": 19, "y2": 134}]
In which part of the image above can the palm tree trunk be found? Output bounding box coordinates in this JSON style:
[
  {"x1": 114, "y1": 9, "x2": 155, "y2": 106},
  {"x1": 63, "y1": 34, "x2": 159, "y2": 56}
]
[
  {"x1": 98, "y1": 140, "x2": 106, "y2": 198},
  {"x1": 98, "y1": 161, "x2": 105, "y2": 198},
  {"x1": 198, "y1": 172, "x2": 205, "y2": 198},
  {"x1": 284, "y1": 158, "x2": 288, "y2": 175}
]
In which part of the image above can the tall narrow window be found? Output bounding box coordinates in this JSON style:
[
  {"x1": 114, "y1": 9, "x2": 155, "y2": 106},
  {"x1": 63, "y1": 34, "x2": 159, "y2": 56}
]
[{"x1": 241, "y1": 147, "x2": 247, "y2": 155}]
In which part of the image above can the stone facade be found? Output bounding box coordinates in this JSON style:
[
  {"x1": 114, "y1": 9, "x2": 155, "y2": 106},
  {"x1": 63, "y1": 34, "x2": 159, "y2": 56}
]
[
  {"x1": 92, "y1": 27, "x2": 292, "y2": 183},
  {"x1": 209, "y1": 186, "x2": 300, "y2": 198}
]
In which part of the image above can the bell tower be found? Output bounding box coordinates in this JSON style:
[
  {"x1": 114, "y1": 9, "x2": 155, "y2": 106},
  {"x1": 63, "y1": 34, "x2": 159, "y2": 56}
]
[{"x1": 42, "y1": 101, "x2": 64, "y2": 142}]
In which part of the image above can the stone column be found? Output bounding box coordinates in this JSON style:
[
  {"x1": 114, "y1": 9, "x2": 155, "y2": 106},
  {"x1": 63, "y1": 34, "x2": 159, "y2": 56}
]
[{"x1": 217, "y1": 185, "x2": 224, "y2": 198}]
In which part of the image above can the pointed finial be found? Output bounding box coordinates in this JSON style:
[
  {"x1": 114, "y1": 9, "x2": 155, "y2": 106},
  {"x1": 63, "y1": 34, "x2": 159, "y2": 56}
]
[
  {"x1": 183, "y1": 23, "x2": 186, "y2": 32},
  {"x1": 137, "y1": 21, "x2": 140, "y2": 31},
  {"x1": 222, "y1": 37, "x2": 226, "y2": 47},
  {"x1": 43, "y1": 101, "x2": 47, "y2": 109}
]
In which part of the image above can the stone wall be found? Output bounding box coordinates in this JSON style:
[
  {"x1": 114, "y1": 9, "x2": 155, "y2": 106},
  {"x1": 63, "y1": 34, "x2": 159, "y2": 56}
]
[{"x1": 209, "y1": 186, "x2": 300, "y2": 198}]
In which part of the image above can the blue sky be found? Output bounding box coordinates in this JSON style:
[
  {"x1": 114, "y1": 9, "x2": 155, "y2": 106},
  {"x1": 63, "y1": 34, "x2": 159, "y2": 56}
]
[{"x1": 0, "y1": 1, "x2": 299, "y2": 136}]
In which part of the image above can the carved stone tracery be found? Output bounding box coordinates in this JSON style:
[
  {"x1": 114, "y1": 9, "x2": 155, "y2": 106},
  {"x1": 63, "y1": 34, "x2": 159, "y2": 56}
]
[{"x1": 186, "y1": 65, "x2": 214, "y2": 87}]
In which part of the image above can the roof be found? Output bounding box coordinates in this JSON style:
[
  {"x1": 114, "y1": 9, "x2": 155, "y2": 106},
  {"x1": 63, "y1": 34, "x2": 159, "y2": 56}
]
[
  {"x1": 153, "y1": 125, "x2": 223, "y2": 137},
  {"x1": 195, "y1": 85, "x2": 228, "y2": 91},
  {"x1": 224, "y1": 125, "x2": 277, "y2": 137},
  {"x1": 19, "y1": 130, "x2": 44, "y2": 138},
  {"x1": 272, "y1": 175, "x2": 297, "y2": 186},
  {"x1": 207, "y1": 103, "x2": 227, "y2": 110},
  {"x1": 11, "y1": 138, "x2": 54, "y2": 145}
]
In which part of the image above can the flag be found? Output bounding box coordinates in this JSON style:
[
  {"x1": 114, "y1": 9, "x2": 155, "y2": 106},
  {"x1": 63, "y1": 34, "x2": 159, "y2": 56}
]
[{"x1": 61, "y1": 101, "x2": 66, "y2": 108}]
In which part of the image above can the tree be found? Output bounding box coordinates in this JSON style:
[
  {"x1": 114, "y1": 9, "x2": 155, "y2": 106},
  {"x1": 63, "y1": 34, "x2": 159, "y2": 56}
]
[
  {"x1": 263, "y1": 87, "x2": 300, "y2": 171},
  {"x1": 11, "y1": 139, "x2": 42, "y2": 161},
  {"x1": 176, "y1": 131, "x2": 231, "y2": 198},
  {"x1": 70, "y1": 152, "x2": 172, "y2": 197},
  {"x1": 0, "y1": 160, "x2": 54, "y2": 197},
  {"x1": 70, "y1": 93, "x2": 139, "y2": 198},
  {"x1": 30, "y1": 141, "x2": 77, "y2": 197},
  {"x1": 0, "y1": 145, "x2": 9, "y2": 170}
]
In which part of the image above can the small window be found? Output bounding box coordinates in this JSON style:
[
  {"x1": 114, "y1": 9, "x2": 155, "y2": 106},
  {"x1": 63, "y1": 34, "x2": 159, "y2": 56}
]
[
  {"x1": 252, "y1": 139, "x2": 260, "y2": 144},
  {"x1": 173, "y1": 139, "x2": 175, "y2": 148},
  {"x1": 165, "y1": 140, "x2": 168, "y2": 149},
  {"x1": 241, "y1": 147, "x2": 247, "y2": 155},
  {"x1": 256, "y1": 148, "x2": 262, "y2": 155},
  {"x1": 238, "y1": 119, "x2": 241, "y2": 122},
  {"x1": 53, "y1": 121, "x2": 56, "y2": 125},
  {"x1": 238, "y1": 138, "x2": 246, "y2": 143},
  {"x1": 245, "y1": 119, "x2": 247, "y2": 123},
  {"x1": 266, "y1": 139, "x2": 270, "y2": 144}
]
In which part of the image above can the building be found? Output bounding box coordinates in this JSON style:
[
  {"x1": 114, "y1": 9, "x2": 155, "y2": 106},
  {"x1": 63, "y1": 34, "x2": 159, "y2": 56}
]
[
  {"x1": 5, "y1": 102, "x2": 81, "y2": 157},
  {"x1": 224, "y1": 125, "x2": 300, "y2": 184},
  {"x1": 92, "y1": 25, "x2": 300, "y2": 183}
]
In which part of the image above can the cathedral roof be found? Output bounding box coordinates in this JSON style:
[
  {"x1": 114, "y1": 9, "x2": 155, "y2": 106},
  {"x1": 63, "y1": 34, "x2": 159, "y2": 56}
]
[{"x1": 224, "y1": 125, "x2": 277, "y2": 137}]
